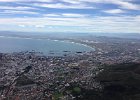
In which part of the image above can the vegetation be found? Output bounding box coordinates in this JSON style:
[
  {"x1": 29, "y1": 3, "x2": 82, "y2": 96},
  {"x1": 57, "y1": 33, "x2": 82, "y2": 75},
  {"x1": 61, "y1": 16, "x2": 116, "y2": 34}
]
[
  {"x1": 73, "y1": 87, "x2": 81, "y2": 93},
  {"x1": 68, "y1": 63, "x2": 140, "y2": 100},
  {"x1": 16, "y1": 75, "x2": 35, "y2": 86},
  {"x1": 53, "y1": 92, "x2": 63, "y2": 100}
]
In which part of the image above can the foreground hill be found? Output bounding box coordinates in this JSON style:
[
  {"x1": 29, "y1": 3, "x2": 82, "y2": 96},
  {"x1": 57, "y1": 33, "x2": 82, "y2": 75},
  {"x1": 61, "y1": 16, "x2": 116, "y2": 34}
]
[
  {"x1": 73, "y1": 63, "x2": 140, "y2": 100},
  {"x1": 96, "y1": 63, "x2": 140, "y2": 100}
]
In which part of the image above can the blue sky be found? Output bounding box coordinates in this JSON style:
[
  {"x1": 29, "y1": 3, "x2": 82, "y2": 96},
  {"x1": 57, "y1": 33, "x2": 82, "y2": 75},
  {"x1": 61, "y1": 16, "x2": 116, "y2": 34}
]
[{"x1": 0, "y1": 0, "x2": 140, "y2": 33}]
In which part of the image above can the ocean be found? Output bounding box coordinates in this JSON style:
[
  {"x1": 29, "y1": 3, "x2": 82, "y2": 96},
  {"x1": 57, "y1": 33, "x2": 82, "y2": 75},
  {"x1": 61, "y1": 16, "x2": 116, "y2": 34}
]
[{"x1": 0, "y1": 36, "x2": 94, "y2": 56}]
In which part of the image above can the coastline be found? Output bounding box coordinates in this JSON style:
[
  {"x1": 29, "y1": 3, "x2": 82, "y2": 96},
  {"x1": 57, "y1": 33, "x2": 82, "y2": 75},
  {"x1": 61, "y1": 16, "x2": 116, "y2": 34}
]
[
  {"x1": 52, "y1": 39, "x2": 95, "y2": 51},
  {"x1": 0, "y1": 35, "x2": 95, "y2": 51}
]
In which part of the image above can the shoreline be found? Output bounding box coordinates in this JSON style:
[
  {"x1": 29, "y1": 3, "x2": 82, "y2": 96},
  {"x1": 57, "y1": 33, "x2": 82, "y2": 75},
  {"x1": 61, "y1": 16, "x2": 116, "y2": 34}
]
[{"x1": 0, "y1": 35, "x2": 95, "y2": 51}]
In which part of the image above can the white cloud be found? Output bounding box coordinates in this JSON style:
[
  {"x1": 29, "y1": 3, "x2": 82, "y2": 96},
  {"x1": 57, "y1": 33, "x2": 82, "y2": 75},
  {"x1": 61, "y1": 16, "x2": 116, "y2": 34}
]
[
  {"x1": 0, "y1": 0, "x2": 17, "y2": 2},
  {"x1": 35, "y1": 25, "x2": 45, "y2": 28},
  {"x1": 35, "y1": 0, "x2": 53, "y2": 2},
  {"x1": 61, "y1": 0, "x2": 82, "y2": 4},
  {"x1": 0, "y1": 15, "x2": 140, "y2": 33},
  {"x1": 0, "y1": 6, "x2": 37, "y2": 10},
  {"x1": 104, "y1": 9, "x2": 126, "y2": 14},
  {"x1": 1, "y1": 10, "x2": 39, "y2": 14},
  {"x1": 43, "y1": 14, "x2": 60, "y2": 17},
  {"x1": 43, "y1": 13, "x2": 88, "y2": 18},
  {"x1": 108, "y1": 0, "x2": 140, "y2": 10},
  {"x1": 62, "y1": 13, "x2": 88, "y2": 17},
  {"x1": 18, "y1": 24, "x2": 25, "y2": 27},
  {"x1": 73, "y1": 0, "x2": 140, "y2": 10},
  {"x1": 33, "y1": 3, "x2": 95, "y2": 9},
  {"x1": 0, "y1": 0, "x2": 139, "y2": 33},
  {"x1": 49, "y1": 0, "x2": 139, "y2": 10},
  {"x1": 0, "y1": 0, "x2": 53, "y2": 2},
  {"x1": 0, "y1": 0, "x2": 139, "y2": 10}
]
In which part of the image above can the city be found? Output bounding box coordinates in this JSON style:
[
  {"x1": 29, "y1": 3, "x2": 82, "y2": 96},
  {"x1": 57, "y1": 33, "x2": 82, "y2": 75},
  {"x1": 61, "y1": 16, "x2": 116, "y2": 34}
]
[
  {"x1": 0, "y1": 36, "x2": 140, "y2": 100},
  {"x1": 0, "y1": 0, "x2": 140, "y2": 100}
]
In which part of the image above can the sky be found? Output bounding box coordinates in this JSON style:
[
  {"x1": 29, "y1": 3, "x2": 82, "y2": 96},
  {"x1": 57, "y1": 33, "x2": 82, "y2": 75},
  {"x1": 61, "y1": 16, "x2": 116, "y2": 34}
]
[{"x1": 0, "y1": 0, "x2": 140, "y2": 33}]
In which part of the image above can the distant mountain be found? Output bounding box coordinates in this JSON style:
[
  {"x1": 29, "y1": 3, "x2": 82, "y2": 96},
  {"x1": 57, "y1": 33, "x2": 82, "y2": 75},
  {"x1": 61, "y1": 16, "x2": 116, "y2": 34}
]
[
  {"x1": 88, "y1": 33, "x2": 140, "y2": 39},
  {"x1": 0, "y1": 31, "x2": 140, "y2": 40}
]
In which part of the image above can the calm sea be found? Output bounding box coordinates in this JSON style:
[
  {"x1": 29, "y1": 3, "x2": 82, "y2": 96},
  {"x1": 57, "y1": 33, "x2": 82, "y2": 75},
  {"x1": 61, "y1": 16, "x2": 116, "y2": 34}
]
[{"x1": 0, "y1": 36, "x2": 94, "y2": 56}]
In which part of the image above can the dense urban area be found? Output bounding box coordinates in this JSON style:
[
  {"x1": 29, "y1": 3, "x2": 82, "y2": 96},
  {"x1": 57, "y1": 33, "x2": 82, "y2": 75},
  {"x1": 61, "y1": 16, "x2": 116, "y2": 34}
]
[{"x1": 0, "y1": 36, "x2": 140, "y2": 100}]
